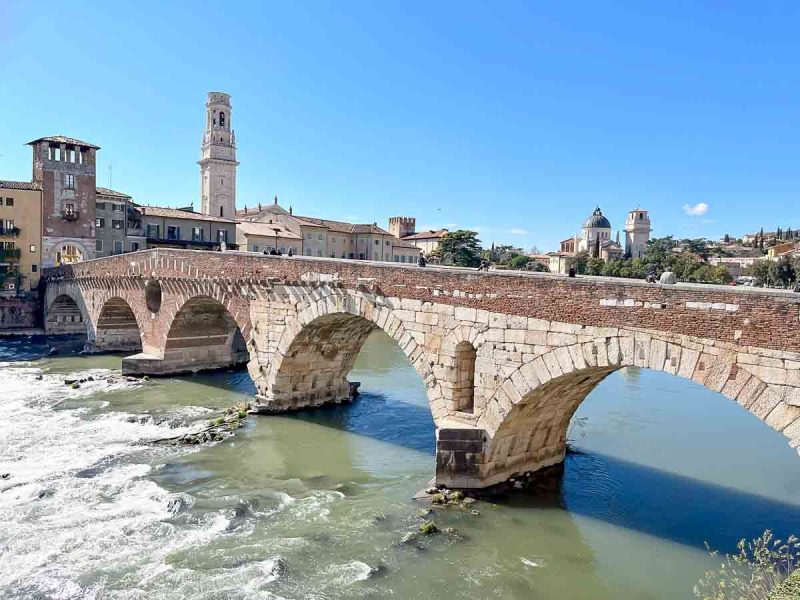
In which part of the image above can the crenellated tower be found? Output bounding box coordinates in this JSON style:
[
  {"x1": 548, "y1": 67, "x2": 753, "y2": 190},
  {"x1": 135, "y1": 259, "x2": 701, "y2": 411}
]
[
  {"x1": 388, "y1": 216, "x2": 416, "y2": 239},
  {"x1": 199, "y1": 92, "x2": 238, "y2": 219}
]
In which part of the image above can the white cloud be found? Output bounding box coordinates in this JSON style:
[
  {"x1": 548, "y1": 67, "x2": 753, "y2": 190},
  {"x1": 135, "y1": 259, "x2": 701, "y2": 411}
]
[
  {"x1": 508, "y1": 228, "x2": 529, "y2": 235},
  {"x1": 443, "y1": 223, "x2": 458, "y2": 228},
  {"x1": 682, "y1": 202, "x2": 709, "y2": 217}
]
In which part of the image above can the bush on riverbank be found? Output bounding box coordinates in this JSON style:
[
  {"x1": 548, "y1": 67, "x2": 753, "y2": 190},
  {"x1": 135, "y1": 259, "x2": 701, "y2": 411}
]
[{"x1": 694, "y1": 530, "x2": 800, "y2": 600}]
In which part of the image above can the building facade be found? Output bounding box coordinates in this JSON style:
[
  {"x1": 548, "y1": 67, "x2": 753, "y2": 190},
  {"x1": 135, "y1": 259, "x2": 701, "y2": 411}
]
[
  {"x1": 236, "y1": 221, "x2": 302, "y2": 255},
  {"x1": 237, "y1": 200, "x2": 421, "y2": 263},
  {"x1": 95, "y1": 188, "x2": 146, "y2": 256},
  {"x1": 0, "y1": 181, "x2": 42, "y2": 292},
  {"x1": 139, "y1": 206, "x2": 238, "y2": 250},
  {"x1": 199, "y1": 92, "x2": 238, "y2": 219},
  {"x1": 399, "y1": 228, "x2": 449, "y2": 256},
  {"x1": 29, "y1": 136, "x2": 98, "y2": 267}
]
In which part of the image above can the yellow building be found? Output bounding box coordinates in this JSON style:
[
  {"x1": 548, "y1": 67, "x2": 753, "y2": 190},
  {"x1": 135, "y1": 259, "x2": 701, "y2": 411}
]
[{"x1": 0, "y1": 181, "x2": 43, "y2": 293}]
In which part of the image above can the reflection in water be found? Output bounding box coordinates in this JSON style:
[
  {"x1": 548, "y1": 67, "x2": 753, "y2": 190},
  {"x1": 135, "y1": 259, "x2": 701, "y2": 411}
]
[{"x1": 1, "y1": 331, "x2": 800, "y2": 599}]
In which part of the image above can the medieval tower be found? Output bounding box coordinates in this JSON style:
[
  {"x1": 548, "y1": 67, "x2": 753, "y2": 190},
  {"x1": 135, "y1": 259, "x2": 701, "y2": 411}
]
[
  {"x1": 199, "y1": 92, "x2": 238, "y2": 218},
  {"x1": 624, "y1": 209, "x2": 651, "y2": 258}
]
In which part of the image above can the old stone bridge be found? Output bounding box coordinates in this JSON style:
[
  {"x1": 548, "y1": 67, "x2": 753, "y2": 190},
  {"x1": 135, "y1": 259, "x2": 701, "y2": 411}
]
[{"x1": 44, "y1": 248, "x2": 800, "y2": 489}]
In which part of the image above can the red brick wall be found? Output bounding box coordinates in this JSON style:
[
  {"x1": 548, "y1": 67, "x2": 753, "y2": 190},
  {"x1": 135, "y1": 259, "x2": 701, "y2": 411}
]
[{"x1": 48, "y1": 249, "x2": 800, "y2": 353}]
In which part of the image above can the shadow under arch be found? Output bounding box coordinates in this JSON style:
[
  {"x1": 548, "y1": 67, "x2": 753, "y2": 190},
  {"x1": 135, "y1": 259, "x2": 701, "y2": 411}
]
[
  {"x1": 91, "y1": 296, "x2": 143, "y2": 353},
  {"x1": 45, "y1": 293, "x2": 89, "y2": 337},
  {"x1": 262, "y1": 295, "x2": 441, "y2": 418},
  {"x1": 482, "y1": 333, "x2": 799, "y2": 487},
  {"x1": 160, "y1": 295, "x2": 251, "y2": 375}
]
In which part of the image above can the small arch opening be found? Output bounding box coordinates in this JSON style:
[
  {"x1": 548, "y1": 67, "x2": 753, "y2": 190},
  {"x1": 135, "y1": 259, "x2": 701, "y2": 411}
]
[
  {"x1": 145, "y1": 280, "x2": 162, "y2": 313},
  {"x1": 219, "y1": 111, "x2": 225, "y2": 127},
  {"x1": 453, "y1": 341, "x2": 476, "y2": 413}
]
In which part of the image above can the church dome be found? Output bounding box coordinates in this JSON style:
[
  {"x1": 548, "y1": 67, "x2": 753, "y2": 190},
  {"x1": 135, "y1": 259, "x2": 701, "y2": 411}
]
[{"x1": 583, "y1": 207, "x2": 611, "y2": 229}]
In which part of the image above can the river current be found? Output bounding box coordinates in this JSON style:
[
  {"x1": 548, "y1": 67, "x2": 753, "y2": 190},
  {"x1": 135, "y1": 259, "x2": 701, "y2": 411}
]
[{"x1": 2, "y1": 331, "x2": 800, "y2": 599}]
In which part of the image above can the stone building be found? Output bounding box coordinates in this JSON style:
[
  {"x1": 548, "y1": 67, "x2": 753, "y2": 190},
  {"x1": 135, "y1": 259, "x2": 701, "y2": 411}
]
[
  {"x1": 236, "y1": 221, "x2": 302, "y2": 255},
  {"x1": 624, "y1": 209, "x2": 651, "y2": 258},
  {"x1": 29, "y1": 136, "x2": 99, "y2": 267},
  {"x1": 0, "y1": 181, "x2": 42, "y2": 293},
  {"x1": 237, "y1": 199, "x2": 421, "y2": 263},
  {"x1": 95, "y1": 188, "x2": 146, "y2": 256},
  {"x1": 199, "y1": 92, "x2": 238, "y2": 220},
  {"x1": 138, "y1": 205, "x2": 238, "y2": 250}
]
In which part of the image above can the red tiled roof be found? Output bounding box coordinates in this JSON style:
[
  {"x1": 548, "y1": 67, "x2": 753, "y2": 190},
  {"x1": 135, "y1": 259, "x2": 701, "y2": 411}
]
[
  {"x1": 0, "y1": 180, "x2": 42, "y2": 191},
  {"x1": 402, "y1": 229, "x2": 448, "y2": 241},
  {"x1": 27, "y1": 135, "x2": 100, "y2": 149},
  {"x1": 237, "y1": 221, "x2": 302, "y2": 240},
  {"x1": 137, "y1": 205, "x2": 237, "y2": 223}
]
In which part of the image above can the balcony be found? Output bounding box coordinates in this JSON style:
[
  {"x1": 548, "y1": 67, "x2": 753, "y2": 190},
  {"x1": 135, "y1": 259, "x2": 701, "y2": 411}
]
[
  {"x1": 0, "y1": 248, "x2": 21, "y2": 261},
  {"x1": 62, "y1": 209, "x2": 80, "y2": 222},
  {"x1": 0, "y1": 227, "x2": 20, "y2": 238}
]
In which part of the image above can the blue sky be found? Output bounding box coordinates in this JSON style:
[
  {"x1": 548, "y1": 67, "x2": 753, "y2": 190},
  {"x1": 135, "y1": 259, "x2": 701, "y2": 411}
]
[{"x1": 2, "y1": 1, "x2": 798, "y2": 251}]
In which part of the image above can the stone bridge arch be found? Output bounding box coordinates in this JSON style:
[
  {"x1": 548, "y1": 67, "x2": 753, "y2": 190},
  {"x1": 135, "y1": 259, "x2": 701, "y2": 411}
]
[
  {"x1": 259, "y1": 288, "x2": 447, "y2": 418},
  {"x1": 469, "y1": 328, "x2": 800, "y2": 488}
]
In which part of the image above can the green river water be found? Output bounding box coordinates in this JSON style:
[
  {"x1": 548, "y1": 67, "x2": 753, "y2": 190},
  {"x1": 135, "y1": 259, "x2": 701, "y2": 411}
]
[{"x1": 1, "y1": 331, "x2": 800, "y2": 599}]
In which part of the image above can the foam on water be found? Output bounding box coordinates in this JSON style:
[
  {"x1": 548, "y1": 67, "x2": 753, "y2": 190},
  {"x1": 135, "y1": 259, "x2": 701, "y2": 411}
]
[{"x1": 0, "y1": 363, "x2": 223, "y2": 596}]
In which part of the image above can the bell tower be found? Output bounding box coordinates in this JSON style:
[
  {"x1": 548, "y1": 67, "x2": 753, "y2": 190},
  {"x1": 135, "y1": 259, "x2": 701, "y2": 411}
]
[
  {"x1": 624, "y1": 209, "x2": 651, "y2": 258},
  {"x1": 199, "y1": 92, "x2": 238, "y2": 218}
]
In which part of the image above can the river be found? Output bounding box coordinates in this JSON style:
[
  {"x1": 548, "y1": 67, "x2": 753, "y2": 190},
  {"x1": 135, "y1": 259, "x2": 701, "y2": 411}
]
[{"x1": 2, "y1": 331, "x2": 800, "y2": 599}]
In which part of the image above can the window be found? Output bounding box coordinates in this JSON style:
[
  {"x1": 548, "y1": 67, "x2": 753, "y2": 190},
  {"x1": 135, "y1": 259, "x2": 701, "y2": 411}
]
[
  {"x1": 131, "y1": 242, "x2": 140, "y2": 251},
  {"x1": 96, "y1": 218, "x2": 105, "y2": 228},
  {"x1": 29, "y1": 244, "x2": 36, "y2": 253},
  {"x1": 5, "y1": 198, "x2": 12, "y2": 207},
  {"x1": 192, "y1": 227, "x2": 204, "y2": 241},
  {"x1": 167, "y1": 226, "x2": 179, "y2": 240},
  {"x1": 317, "y1": 250, "x2": 322, "y2": 256},
  {"x1": 219, "y1": 111, "x2": 225, "y2": 127},
  {"x1": 96, "y1": 239, "x2": 103, "y2": 252},
  {"x1": 96, "y1": 202, "x2": 106, "y2": 210},
  {"x1": 374, "y1": 240, "x2": 379, "y2": 245},
  {"x1": 112, "y1": 204, "x2": 123, "y2": 212},
  {"x1": 317, "y1": 234, "x2": 323, "y2": 241},
  {"x1": 252, "y1": 245, "x2": 259, "y2": 252},
  {"x1": 217, "y1": 229, "x2": 227, "y2": 243},
  {"x1": 64, "y1": 174, "x2": 75, "y2": 189},
  {"x1": 112, "y1": 219, "x2": 123, "y2": 230},
  {"x1": 114, "y1": 241, "x2": 123, "y2": 254},
  {"x1": 31, "y1": 264, "x2": 37, "y2": 273},
  {"x1": 385, "y1": 240, "x2": 390, "y2": 246},
  {"x1": 219, "y1": 206, "x2": 224, "y2": 217},
  {"x1": 65, "y1": 203, "x2": 76, "y2": 215},
  {"x1": 306, "y1": 233, "x2": 312, "y2": 239},
  {"x1": 394, "y1": 255, "x2": 399, "y2": 262},
  {"x1": 146, "y1": 224, "x2": 160, "y2": 238},
  {"x1": 0, "y1": 198, "x2": 3, "y2": 206},
  {"x1": 348, "y1": 253, "x2": 354, "y2": 259}
]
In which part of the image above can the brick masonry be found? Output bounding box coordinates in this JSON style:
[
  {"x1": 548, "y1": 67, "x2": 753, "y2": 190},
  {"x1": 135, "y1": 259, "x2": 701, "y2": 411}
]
[{"x1": 43, "y1": 249, "x2": 800, "y2": 488}]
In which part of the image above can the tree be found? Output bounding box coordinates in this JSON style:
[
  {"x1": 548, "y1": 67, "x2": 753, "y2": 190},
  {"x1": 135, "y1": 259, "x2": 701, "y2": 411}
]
[
  {"x1": 508, "y1": 255, "x2": 532, "y2": 270},
  {"x1": 587, "y1": 257, "x2": 605, "y2": 276},
  {"x1": 573, "y1": 251, "x2": 589, "y2": 274},
  {"x1": 433, "y1": 230, "x2": 482, "y2": 267}
]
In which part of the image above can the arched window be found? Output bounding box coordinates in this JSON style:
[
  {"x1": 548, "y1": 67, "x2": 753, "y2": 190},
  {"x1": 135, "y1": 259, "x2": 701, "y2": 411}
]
[
  {"x1": 219, "y1": 111, "x2": 225, "y2": 127},
  {"x1": 453, "y1": 341, "x2": 477, "y2": 413}
]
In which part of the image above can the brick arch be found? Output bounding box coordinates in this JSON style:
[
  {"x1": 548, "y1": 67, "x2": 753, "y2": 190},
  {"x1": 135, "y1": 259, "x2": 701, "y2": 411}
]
[
  {"x1": 155, "y1": 289, "x2": 254, "y2": 374},
  {"x1": 44, "y1": 283, "x2": 93, "y2": 337},
  {"x1": 476, "y1": 331, "x2": 800, "y2": 486},
  {"x1": 261, "y1": 289, "x2": 444, "y2": 419},
  {"x1": 92, "y1": 296, "x2": 144, "y2": 353}
]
